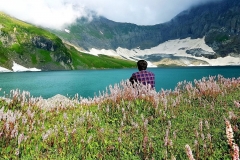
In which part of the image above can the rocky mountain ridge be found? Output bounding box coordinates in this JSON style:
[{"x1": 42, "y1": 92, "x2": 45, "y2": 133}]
[{"x1": 50, "y1": 0, "x2": 240, "y2": 64}]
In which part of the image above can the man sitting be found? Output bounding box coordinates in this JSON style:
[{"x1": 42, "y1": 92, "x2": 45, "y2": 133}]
[{"x1": 129, "y1": 60, "x2": 155, "y2": 89}]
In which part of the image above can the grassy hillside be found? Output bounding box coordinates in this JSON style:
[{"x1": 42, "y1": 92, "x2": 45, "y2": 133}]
[
  {"x1": 0, "y1": 12, "x2": 136, "y2": 70},
  {"x1": 0, "y1": 12, "x2": 71, "y2": 70},
  {"x1": 68, "y1": 45, "x2": 136, "y2": 69},
  {"x1": 0, "y1": 75, "x2": 239, "y2": 159}
]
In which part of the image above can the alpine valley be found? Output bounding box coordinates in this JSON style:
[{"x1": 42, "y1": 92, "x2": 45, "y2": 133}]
[{"x1": 0, "y1": 0, "x2": 240, "y2": 71}]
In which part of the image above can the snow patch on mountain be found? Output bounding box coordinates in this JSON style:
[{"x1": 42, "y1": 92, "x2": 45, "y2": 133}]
[
  {"x1": 64, "y1": 29, "x2": 70, "y2": 33},
  {"x1": 12, "y1": 61, "x2": 41, "y2": 72},
  {"x1": 87, "y1": 37, "x2": 240, "y2": 66},
  {"x1": 0, "y1": 61, "x2": 41, "y2": 72},
  {"x1": 0, "y1": 66, "x2": 12, "y2": 72}
]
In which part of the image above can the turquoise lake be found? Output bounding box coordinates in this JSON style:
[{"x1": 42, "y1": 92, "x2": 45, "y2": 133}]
[{"x1": 0, "y1": 66, "x2": 240, "y2": 98}]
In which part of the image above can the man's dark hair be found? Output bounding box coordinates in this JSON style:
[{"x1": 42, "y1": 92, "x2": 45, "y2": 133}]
[{"x1": 137, "y1": 60, "x2": 148, "y2": 71}]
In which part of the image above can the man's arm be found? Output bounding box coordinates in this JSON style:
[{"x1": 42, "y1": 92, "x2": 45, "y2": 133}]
[{"x1": 129, "y1": 75, "x2": 137, "y2": 85}]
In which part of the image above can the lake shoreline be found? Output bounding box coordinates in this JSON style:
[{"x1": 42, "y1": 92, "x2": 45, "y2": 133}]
[{"x1": 0, "y1": 66, "x2": 240, "y2": 99}]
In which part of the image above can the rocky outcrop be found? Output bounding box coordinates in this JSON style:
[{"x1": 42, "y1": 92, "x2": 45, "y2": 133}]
[
  {"x1": 31, "y1": 36, "x2": 72, "y2": 66},
  {"x1": 32, "y1": 36, "x2": 56, "y2": 51},
  {"x1": 186, "y1": 48, "x2": 216, "y2": 59},
  {"x1": 0, "y1": 26, "x2": 17, "y2": 47}
]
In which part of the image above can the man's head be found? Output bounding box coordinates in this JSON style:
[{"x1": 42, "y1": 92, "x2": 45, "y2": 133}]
[{"x1": 137, "y1": 60, "x2": 148, "y2": 71}]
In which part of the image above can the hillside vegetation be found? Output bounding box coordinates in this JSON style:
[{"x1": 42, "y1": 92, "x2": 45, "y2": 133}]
[
  {"x1": 0, "y1": 12, "x2": 136, "y2": 70},
  {"x1": 0, "y1": 75, "x2": 239, "y2": 159}
]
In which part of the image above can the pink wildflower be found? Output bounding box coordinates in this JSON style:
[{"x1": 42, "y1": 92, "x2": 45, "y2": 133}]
[
  {"x1": 15, "y1": 148, "x2": 19, "y2": 156},
  {"x1": 143, "y1": 136, "x2": 148, "y2": 149},
  {"x1": 233, "y1": 143, "x2": 239, "y2": 160},
  {"x1": 118, "y1": 137, "x2": 122, "y2": 143},
  {"x1": 185, "y1": 144, "x2": 195, "y2": 160},
  {"x1": 18, "y1": 133, "x2": 24, "y2": 145},
  {"x1": 199, "y1": 120, "x2": 203, "y2": 132},
  {"x1": 234, "y1": 101, "x2": 240, "y2": 108},
  {"x1": 205, "y1": 120, "x2": 210, "y2": 130},
  {"x1": 225, "y1": 119, "x2": 234, "y2": 147},
  {"x1": 164, "y1": 129, "x2": 169, "y2": 146}
]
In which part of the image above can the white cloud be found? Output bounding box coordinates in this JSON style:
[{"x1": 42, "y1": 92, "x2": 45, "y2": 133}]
[
  {"x1": 0, "y1": 0, "x2": 89, "y2": 29},
  {"x1": 0, "y1": 0, "x2": 223, "y2": 29}
]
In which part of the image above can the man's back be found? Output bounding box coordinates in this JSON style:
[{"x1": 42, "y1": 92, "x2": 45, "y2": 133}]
[{"x1": 130, "y1": 70, "x2": 155, "y2": 88}]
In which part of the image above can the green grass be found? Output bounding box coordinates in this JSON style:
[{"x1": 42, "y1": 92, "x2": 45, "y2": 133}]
[
  {"x1": 39, "y1": 50, "x2": 52, "y2": 62},
  {"x1": 0, "y1": 49, "x2": 8, "y2": 63},
  {"x1": 31, "y1": 54, "x2": 37, "y2": 64},
  {"x1": 0, "y1": 75, "x2": 239, "y2": 159},
  {"x1": 10, "y1": 44, "x2": 24, "y2": 54}
]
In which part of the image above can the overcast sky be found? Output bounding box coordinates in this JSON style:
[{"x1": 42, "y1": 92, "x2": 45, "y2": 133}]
[{"x1": 0, "y1": 0, "x2": 222, "y2": 29}]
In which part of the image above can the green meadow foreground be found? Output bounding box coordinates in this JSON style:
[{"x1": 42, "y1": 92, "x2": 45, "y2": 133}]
[{"x1": 0, "y1": 75, "x2": 239, "y2": 159}]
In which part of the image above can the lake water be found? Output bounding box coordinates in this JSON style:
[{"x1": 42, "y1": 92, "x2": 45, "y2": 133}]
[{"x1": 0, "y1": 66, "x2": 240, "y2": 98}]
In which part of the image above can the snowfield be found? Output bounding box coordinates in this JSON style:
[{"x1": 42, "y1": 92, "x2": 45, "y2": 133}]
[
  {"x1": 0, "y1": 61, "x2": 41, "y2": 72},
  {"x1": 12, "y1": 61, "x2": 41, "y2": 72},
  {"x1": 87, "y1": 37, "x2": 240, "y2": 67},
  {"x1": 0, "y1": 66, "x2": 11, "y2": 72}
]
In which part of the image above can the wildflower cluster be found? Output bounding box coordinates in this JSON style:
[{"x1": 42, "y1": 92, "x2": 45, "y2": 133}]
[
  {"x1": 0, "y1": 75, "x2": 239, "y2": 159},
  {"x1": 225, "y1": 119, "x2": 239, "y2": 160}
]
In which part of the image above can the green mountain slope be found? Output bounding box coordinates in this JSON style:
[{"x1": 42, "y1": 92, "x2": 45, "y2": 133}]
[{"x1": 0, "y1": 12, "x2": 136, "y2": 71}]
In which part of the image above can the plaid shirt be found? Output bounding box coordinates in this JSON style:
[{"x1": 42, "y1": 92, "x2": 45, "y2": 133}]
[{"x1": 130, "y1": 70, "x2": 155, "y2": 88}]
